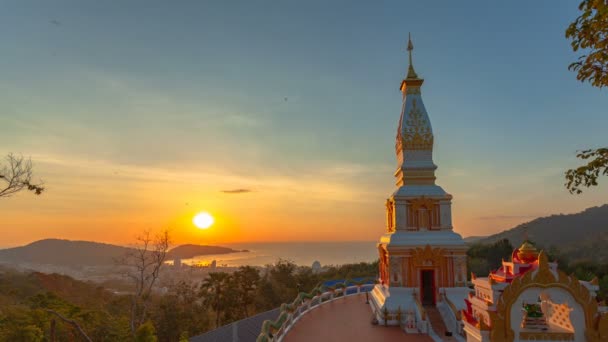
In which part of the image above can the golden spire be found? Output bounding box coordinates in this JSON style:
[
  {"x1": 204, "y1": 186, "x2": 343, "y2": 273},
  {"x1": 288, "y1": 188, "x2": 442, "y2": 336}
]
[{"x1": 406, "y1": 33, "x2": 419, "y2": 79}]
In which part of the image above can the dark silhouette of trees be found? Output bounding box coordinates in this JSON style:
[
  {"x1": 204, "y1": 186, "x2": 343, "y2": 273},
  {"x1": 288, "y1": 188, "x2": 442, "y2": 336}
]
[
  {"x1": 467, "y1": 239, "x2": 513, "y2": 278},
  {"x1": 0, "y1": 153, "x2": 44, "y2": 198},
  {"x1": 200, "y1": 272, "x2": 231, "y2": 328},
  {"x1": 232, "y1": 266, "x2": 261, "y2": 318}
]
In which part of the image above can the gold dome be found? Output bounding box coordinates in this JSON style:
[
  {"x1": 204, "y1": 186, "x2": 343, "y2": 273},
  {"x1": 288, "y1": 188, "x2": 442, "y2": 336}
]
[{"x1": 517, "y1": 241, "x2": 538, "y2": 263}]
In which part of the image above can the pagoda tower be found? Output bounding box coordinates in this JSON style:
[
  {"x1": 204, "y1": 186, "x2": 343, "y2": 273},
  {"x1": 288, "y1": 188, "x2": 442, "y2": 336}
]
[{"x1": 371, "y1": 35, "x2": 468, "y2": 327}]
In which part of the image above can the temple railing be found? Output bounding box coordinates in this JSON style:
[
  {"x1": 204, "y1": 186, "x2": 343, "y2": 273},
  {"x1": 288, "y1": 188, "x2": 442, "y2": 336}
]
[
  {"x1": 413, "y1": 294, "x2": 429, "y2": 333},
  {"x1": 439, "y1": 292, "x2": 464, "y2": 336},
  {"x1": 256, "y1": 278, "x2": 376, "y2": 342}
]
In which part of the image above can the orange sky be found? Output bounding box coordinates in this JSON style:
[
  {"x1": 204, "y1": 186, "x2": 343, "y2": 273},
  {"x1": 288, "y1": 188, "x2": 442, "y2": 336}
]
[{"x1": 1, "y1": 151, "x2": 605, "y2": 247}]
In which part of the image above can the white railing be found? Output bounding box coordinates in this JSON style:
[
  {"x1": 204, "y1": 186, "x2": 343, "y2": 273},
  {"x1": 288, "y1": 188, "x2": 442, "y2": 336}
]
[
  {"x1": 413, "y1": 295, "x2": 429, "y2": 333},
  {"x1": 257, "y1": 283, "x2": 375, "y2": 342}
]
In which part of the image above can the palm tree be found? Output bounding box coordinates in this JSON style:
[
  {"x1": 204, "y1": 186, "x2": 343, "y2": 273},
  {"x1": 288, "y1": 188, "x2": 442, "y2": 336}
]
[
  {"x1": 200, "y1": 272, "x2": 231, "y2": 328},
  {"x1": 233, "y1": 266, "x2": 260, "y2": 317}
]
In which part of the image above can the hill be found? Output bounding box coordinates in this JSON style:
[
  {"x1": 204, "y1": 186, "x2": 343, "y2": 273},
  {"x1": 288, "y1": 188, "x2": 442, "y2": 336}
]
[
  {"x1": 479, "y1": 204, "x2": 608, "y2": 262},
  {"x1": 0, "y1": 239, "x2": 132, "y2": 267},
  {"x1": 0, "y1": 239, "x2": 240, "y2": 267},
  {"x1": 167, "y1": 244, "x2": 242, "y2": 259}
]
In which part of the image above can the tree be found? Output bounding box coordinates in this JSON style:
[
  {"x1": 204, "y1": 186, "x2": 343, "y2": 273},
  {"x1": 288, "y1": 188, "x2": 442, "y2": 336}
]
[
  {"x1": 566, "y1": 0, "x2": 608, "y2": 88},
  {"x1": 135, "y1": 321, "x2": 158, "y2": 342},
  {"x1": 232, "y1": 266, "x2": 261, "y2": 318},
  {"x1": 200, "y1": 272, "x2": 231, "y2": 328},
  {"x1": 565, "y1": 1, "x2": 608, "y2": 193},
  {"x1": 120, "y1": 229, "x2": 170, "y2": 337},
  {"x1": 565, "y1": 148, "x2": 608, "y2": 194},
  {"x1": 154, "y1": 280, "x2": 210, "y2": 342},
  {"x1": 0, "y1": 153, "x2": 44, "y2": 198}
]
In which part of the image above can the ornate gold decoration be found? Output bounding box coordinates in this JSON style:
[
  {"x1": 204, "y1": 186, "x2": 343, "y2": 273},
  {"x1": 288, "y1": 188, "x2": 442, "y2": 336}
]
[
  {"x1": 401, "y1": 99, "x2": 433, "y2": 150},
  {"x1": 385, "y1": 199, "x2": 395, "y2": 233},
  {"x1": 406, "y1": 86, "x2": 421, "y2": 95},
  {"x1": 406, "y1": 33, "x2": 418, "y2": 79},
  {"x1": 489, "y1": 250, "x2": 603, "y2": 342},
  {"x1": 411, "y1": 245, "x2": 444, "y2": 267},
  {"x1": 408, "y1": 197, "x2": 437, "y2": 211},
  {"x1": 517, "y1": 241, "x2": 539, "y2": 263}
]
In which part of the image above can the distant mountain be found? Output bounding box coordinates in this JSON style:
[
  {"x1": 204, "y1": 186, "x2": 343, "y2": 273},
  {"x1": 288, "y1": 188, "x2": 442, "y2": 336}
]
[
  {"x1": 463, "y1": 236, "x2": 486, "y2": 244},
  {"x1": 479, "y1": 204, "x2": 608, "y2": 261},
  {"x1": 167, "y1": 244, "x2": 243, "y2": 260},
  {"x1": 0, "y1": 239, "x2": 240, "y2": 267},
  {"x1": 0, "y1": 239, "x2": 131, "y2": 266}
]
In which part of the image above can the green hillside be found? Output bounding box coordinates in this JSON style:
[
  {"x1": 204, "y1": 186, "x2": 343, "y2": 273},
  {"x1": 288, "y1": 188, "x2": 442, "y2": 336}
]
[{"x1": 479, "y1": 204, "x2": 608, "y2": 262}]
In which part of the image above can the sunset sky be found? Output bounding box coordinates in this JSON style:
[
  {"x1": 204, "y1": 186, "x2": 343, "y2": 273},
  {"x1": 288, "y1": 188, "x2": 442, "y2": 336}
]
[{"x1": 1, "y1": 1, "x2": 606, "y2": 247}]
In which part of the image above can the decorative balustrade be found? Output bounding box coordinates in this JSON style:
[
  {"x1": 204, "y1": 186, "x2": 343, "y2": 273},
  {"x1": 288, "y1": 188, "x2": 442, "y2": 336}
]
[
  {"x1": 436, "y1": 291, "x2": 464, "y2": 336},
  {"x1": 413, "y1": 293, "x2": 429, "y2": 333},
  {"x1": 256, "y1": 278, "x2": 376, "y2": 342}
]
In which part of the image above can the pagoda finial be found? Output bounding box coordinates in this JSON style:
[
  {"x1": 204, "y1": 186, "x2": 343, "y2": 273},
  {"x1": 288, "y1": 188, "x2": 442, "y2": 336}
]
[{"x1": 406, "y1": 33, "x2": 418, "y2": 79}]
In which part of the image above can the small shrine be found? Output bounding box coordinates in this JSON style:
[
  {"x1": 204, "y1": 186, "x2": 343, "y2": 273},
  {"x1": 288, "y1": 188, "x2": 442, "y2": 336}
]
[{"x1": 462, "y1": 242, "x2": 608, "y2": 342}]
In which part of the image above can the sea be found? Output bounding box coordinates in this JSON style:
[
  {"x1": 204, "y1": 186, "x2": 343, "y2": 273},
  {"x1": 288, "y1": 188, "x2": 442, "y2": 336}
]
[{"x1": 179, "y1": 241, "x2": 378, "y2": 268}]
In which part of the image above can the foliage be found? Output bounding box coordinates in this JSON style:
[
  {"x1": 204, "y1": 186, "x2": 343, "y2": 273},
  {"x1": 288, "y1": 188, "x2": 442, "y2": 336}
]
[
  {"x1": 153, "y1": 280, "x2": 209, "y2": 342},
  {"x1": 135, "y1": 321, "x2": 158, "y2": 342},
  {"x1": 564, "y1": 1, "x2": 608, "y2": 193},
  {"x1": 0, "y1": 153, "x2": 44, "y2": 198},
  {"x1": 467, "y1": 239, "x2": 513, "y2": 278},
  {"x1": 200, "y1": 272, "x2": 231, "y2": 328},
  {"x1": 566, "y1": 0, "x2": 608, "y2": 88},
  {"x1": 478, "y1": 205, "x2": 608, "y2": 262},
  {"x1": 0, "y1": 269, "x2": 131, "y2": 341},
  {"x1": 0, "y1": 259, "x2": 378, "y2": 341},
  {"x1": 565, "y1": 148, "x2": 608, "y2": 193},
  {"x1": 468, "y1": 239, "x2": 608, "y2": 301}
]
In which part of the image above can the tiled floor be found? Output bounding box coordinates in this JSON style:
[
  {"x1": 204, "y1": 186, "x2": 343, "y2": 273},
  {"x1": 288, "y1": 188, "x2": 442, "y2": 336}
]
[{"x1": 283, "y1": 293, "x2": 434, "y2": 342}]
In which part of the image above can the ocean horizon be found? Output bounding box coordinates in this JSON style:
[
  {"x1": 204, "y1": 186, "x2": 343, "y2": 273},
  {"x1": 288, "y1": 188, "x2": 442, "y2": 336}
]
[{"x1": 179, "y1": 241, "x2": 379, "y2": 267}]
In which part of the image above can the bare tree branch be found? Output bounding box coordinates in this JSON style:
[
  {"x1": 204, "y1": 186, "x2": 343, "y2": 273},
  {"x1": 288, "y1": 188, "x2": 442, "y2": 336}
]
[
  {"x1": 118, "y1": 229, "x2": 171, "y2": 336},
  {"x1": 45, "y1": 309, "x2": 92, "y2": 342},
  {"x1": 0, "y1": 153, "x2": 44, "y2": 198}
]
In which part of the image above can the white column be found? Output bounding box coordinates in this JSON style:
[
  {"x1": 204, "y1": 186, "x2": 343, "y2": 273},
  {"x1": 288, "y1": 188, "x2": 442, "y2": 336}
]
[
  {"x1": 395, "y1": 199, "x2": 407, "y2": 230},
  {"x1": 440, "y1": 200, "x2": 452, "y2": 230}
]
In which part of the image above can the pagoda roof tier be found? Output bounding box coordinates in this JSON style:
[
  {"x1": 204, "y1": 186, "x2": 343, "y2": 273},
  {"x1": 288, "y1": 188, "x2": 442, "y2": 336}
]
[{"x1": 380, "y1": 230, "x2": 467, "y2": 248}]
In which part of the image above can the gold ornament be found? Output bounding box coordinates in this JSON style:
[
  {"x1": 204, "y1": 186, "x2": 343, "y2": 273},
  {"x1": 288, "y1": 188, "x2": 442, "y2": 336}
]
[
  {"x1": 489, "y1": 251, "x2": 602, "y2": 342},
  {"x1": 401, "y1": 99, "x2": 433, "y2": 150},
  {"x1": 411, "y1": 244, "x2": 444, "y2": 267}
]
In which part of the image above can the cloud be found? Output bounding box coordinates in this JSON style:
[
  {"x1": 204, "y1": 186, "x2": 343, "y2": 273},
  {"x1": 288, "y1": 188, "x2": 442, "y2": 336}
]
[
  {"x1": 221, "y1": 188, "x2": 253, "y2": 194},
  {"x1": 30, "y1": 153, "x2": 376, "y2": 203}
]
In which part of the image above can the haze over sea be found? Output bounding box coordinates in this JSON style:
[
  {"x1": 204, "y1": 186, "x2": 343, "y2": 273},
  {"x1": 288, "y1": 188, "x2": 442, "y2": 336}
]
[{"x1": 180, "y1": 241, "x2": 378, "y2": 267}]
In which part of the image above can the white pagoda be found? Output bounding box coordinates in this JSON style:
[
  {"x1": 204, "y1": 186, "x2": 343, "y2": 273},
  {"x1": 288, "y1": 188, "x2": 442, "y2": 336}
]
[{"x1": 370, "y1": 35, "x2": 469, "y2": 333}]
